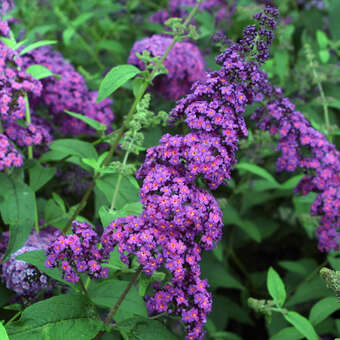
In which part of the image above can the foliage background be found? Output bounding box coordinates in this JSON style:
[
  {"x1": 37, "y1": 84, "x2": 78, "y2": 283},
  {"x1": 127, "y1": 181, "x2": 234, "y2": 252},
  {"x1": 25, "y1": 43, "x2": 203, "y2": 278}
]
[{"x1": 1, "y1": 0, "x2": 340, "y2": 339}]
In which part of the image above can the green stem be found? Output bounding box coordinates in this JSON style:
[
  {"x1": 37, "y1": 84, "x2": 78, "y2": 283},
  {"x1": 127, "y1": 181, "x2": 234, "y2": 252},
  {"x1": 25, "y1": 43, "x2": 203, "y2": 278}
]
[
  {"x1": 5, "y1": 310, "x2": 22, "y2": 326},
  {"x1": 306, "y1": 44, "x2": 332, "y2": 142},
  {"x1": 227, "y1": 227, "x2": 252, "y2": 291},
  {"x1": 93, "y1": 266, "x2": 142, "y2": 340},
  {"x1": 53, "y1": 5, "x2": 104, "y2": 69},
  {"x1": 63, "y1": 1, "x2": 201, "y2": 233},
  {"x1": 24, "y1": 93, "x2": 33, "y2": 160},
  {"x1": 25, "y1": 93, "x2": 39, "y2": 233},
  {"x1": 110, "y1": 132, "x2": 135, "y2": 210},
  {"x1": 79, "y1": 276, "x2": 90, "y2": 298}
]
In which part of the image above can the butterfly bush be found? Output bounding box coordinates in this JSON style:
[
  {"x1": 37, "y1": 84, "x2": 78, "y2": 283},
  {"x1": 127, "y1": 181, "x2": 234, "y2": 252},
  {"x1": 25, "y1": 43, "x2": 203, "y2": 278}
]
[
  {"x1": 251, "y1": 88, "x2": 340, "y2": 252},
  {"x1": 0, "y1": 39, "x2": 53, "y2": 167},
  {"x1": 128, "y1": 34, "x2": 205, "y2": 100},
  {"x1": 21, "y1": 46, "x2": 114, "y2": 136},
  {"x1": 102, "y1": 7, "x2": 278, "y2": 339},
  {"x1": 1, "y1": 227, "x2": 59, "y2": 298},
  {"x1": 45, "y1": 221, "x2": 109, "y2": 283}
]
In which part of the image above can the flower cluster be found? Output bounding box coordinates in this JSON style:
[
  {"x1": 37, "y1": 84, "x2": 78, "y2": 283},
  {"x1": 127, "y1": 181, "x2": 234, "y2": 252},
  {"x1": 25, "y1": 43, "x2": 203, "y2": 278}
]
[
  {"x1": 0, "y1": 44, "x2": 42, "y2": 122},
  {"x1": 252, "y1": 90, "x2": 340, "y2": 252},
  {"x1": 0, "y1": 25, "x2": 53, "y2": 168},
  {"x1": 0, "y1": 133, "x2": 23, "y2": 170},
  {"x1": 45, "y1": 221, "x2": 108, "y2": 283},
  {"x1": 0, "y1": 0, "x2": 14, "y2": 14},
  {"x1": 1, "y1": 227, "x2": 59, "y2": 298},
  {"x1": 150, "y1": 0, "x2": 237, "y2": 25},
  {"x1": 103, "y1": 7, "x2": 278, "y2": 339},
  {"x1": 58, "y1": 165, "x2": 91, "y2": 196},
  {"x1": 22, "y1": 46, "x2": 114, "y2": 136},
  {"x1": 128, "y1": 34, "x2": 205, "y2": 100}
]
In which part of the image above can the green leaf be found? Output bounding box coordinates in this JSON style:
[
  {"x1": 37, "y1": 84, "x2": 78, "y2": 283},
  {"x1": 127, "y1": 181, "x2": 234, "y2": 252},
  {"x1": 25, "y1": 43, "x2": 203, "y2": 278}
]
[
  {"x1": 0, "y1": 37, "x2": 17, "y2": 49},
  {"x1": 19, "y1": 40, "x2": 57, "y2": 56},
  {"x1": 329, "y1": 0, "x2": 340, "y2": 40},
  {"x1": 0, "y1": 174, "x2": 35, "y2": 261},
  {"x1": 97, "y1": 65, "x2": 141, "y2": 102},
  {"x1": 0, "y1": 285, "x2": 11, "y2": 308},
  {"x1": 132, "y1": 77, "x2": 146, "y2": 98},
  {"x1": 81, "y1": 158, "x2": 99, "y2": 170},
  {"x1": 73, "y1": 12, "x2": 94, "y2": 27},
  {"x1": 29, "y1": 161, "x2": 57, "y2": 192},
  {"x1": 316, "y1": 30, "x2": 328, "y2": 49},
  {"x1": 63, "y1": 27, "x2": 75, "y2": 46},
  {"x1": 0, "y1": 322, "x2": 9, "y2": 340},
  {"x1": 97, "y1": 40, "x2": 124, "y2": 53},
  {"x1": 50, "y1": 139, "x2": 98, "y2": 160},
  {"x1": 283, "y1": 311, "x2": 318, "y2": 340},
  {"x1": 286, "y1": 275, "x2": 331, "y2": 307},
  {"x1": 88, "y1": 279, "x2": 147, "y2": 322},
  {"x1": 278, "y1": 259, "x2": 315, "y2": 276},
  {"x1": 309, "y1": 296, "x2": 340, "y2": 326},
  {"x1": 223, "y1": 297, "x2": 253, "y2": 325},
  {"x1": 44, "y1": 199, "x2": 66, "y2": 229},
  {"x1": 280, "y1": 174, "x2": 304, "y2": 190},
  {"x1": 64, "y1": 110, "x2": 107, "y2": 131},
  {"x1": 267, "y1": 267, "x2": 286, "y2": 306},
  {"x1": 293, "y1": 192, "x2": 317, "y2": 215},
  {"x1": 138, "y1": 273, "x2": 151, "y2": 297},
  {"x1": 209, "y1": 331, "x2": 242, "y2": 340},
  {"x1": 16, "y1": 250, "x2": 70, "y2": 286},
  {"x1": 25, "y1": 64, "x2": 57, "y2": 80},
  {"x1": 98, "y1": 202, "x2": 142, "y2": 227},
  {"x1": 239, "y1": 219, "x2": 261, "y2": 243},
  {"x1": 220, "y1": 202, "x2": 261, "y2": 242},
  {"x1": 96, "y1": 174, "x2": 139, "y2": 210},
  {"x1": 102, "y1": 248, "x2": 129, "y2": 271},
  {"x1": 270, "y1": 327, "x2": 303, "y2": 340},
  {"x1": 201, "y1": 253, "x2": 244, "y2": 290},
  {"x1": 52, "y1": 193, "x2": 66, "y2": 213},
  {"x1": 117, "y1": 316, "x2": 177, "y2": 340},
  {"x1": 6, "y1": 294, "x2": 102, "y2": 340},
  {"x1": 235, "y1": 163, "x2": 279, "y2": 186},
  {"x1": 252, "y1": 179, "x2": 280, "y2": 192},
  {"x1": 98, "y1": 206, "x2": 118, "y2": 227},
  {"x1": 221, "y1": 202, "x2": 242, "y2": 225},
  {"x1": 274, "y1": 49, "x2": 289, "y2": 85},
  {"x1": 319, "y1": 49, "x2": 330, "y2": 63}
]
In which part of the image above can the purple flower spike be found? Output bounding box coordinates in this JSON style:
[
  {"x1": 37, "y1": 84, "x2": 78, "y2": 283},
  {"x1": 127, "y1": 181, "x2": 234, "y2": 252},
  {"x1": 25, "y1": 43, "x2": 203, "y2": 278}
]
[{"x1": 103, "y1": 6, "x2": 279, "y2": 339}]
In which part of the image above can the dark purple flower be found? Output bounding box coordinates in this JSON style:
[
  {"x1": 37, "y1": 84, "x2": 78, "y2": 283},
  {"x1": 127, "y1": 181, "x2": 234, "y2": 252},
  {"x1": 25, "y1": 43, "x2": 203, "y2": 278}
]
[
  {"x1": 21, "y1": 46, "x2": 114, "y2": 136},
  {"x1": 1, "y1": 227, "x2": 59, "y2": 298},
  {"x1": 128, "y1": 35, "x2": 206, "y2": 100}
]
